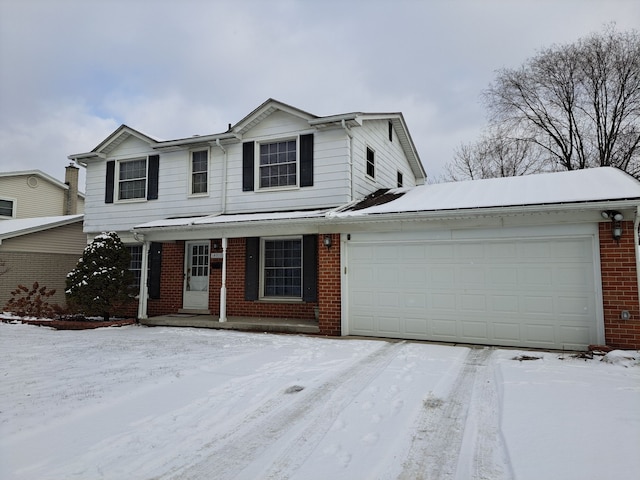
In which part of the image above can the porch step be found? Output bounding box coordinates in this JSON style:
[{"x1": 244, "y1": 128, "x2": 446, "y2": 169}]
[
  {"x1": 141, "y1": 315, "x2": 320, "y2": 335},
  {"x1": 177, "y1": 308, "x2": 211, "y2": 315}
]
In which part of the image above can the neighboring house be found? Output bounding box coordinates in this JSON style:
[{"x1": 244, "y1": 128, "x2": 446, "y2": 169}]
[
  {"x1": 0, "y1": 166, "x2": 84, "y2": 219},
  {"x1": 0, "y1": 215, "x2": 85, "y2": 308},
  {"x1": 0, "y1": 165, "x2": 86, "y2": 308},
  {"x1": 69, "y1": 98, "x2": 640, "y2": 350}
]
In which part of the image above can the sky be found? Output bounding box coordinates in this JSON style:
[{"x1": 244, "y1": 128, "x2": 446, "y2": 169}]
[{"x1": 1, "y1": 0, "x2": 639, "y2": 190}]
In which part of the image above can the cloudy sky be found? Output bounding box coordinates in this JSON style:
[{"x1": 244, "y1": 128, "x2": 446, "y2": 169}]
[{"x1": 1, "y1": 0, "x2": 638, "y2": 190}]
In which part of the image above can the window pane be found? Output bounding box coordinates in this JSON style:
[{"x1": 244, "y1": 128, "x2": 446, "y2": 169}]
[
  {"x1": 127, "y1": 245, "x2": 143, "y2": 288},
  {"x1": 118, "y1": 159, "x2": 147, "y2": 199},
  {"x1": 263, "y1": 239, "x2": 302, "y2": 297},
  {"x1": 0, "y1": 199, "x2": 13, "y2": 217},
  {"x1": 259, "y1": 140, "x2": 297, "y2": 188}
]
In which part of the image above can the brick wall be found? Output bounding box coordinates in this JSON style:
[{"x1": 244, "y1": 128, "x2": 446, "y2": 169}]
[
  {"x1": 599, "y1": 221, "x2": 640, "y2": 349},
  {"x1": 134, "y1": 236, "x2": 343, "y2": 336},
  {"x1": 317, "y1": 234, "x2": 342, "y2": 335}
]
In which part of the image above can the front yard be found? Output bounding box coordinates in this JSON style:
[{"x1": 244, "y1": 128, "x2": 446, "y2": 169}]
[{"x1": 1, "y1": 323, "x2": 638, "y2": 479}]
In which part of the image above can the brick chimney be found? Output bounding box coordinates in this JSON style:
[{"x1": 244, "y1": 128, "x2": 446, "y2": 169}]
[{"x1": 64, "y1": 163, "x2": 79, "y2": 215}]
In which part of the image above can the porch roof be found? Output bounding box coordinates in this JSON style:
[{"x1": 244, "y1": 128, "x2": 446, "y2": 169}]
[{"x1": 134, "y1": 209, "x2": 332, "y2": 231}]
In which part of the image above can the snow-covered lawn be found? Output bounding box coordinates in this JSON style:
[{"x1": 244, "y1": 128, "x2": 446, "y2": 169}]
[{"x1": 1, "y1": 323, "x2": 638, "y2": 480}]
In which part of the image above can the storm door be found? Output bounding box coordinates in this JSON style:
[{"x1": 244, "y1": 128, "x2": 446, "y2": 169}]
[{"x1": 183, "y1": 241, "x2": 210, "y2": 310}]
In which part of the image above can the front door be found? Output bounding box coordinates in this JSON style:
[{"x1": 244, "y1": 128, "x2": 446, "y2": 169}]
[{"x1": 183, "y1": 241, "x2": 210, "y2": 310}]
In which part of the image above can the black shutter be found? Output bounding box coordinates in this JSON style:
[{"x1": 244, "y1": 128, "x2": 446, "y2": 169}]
[
  {"x1": 242, "y1": 142, "x2": 255, "y2": 191},
  {"x1": 147, "y1": 155, "x2": 159, "y2": 200},
  {"x1": 302, "y1": 235, "x2": 318, "y2": 302},
  {"x1": 245, "y1": 237, "x2": 260, "y2": 300},
  {"x1": 300, "y1": 133, "x2": 314, "y2": 187},
  {"x1": 105, "y1": 161, "x2": 115, "y2": 203},
  {"x1": 148, "y1": 242, "x2": 162, "y2": 300}
]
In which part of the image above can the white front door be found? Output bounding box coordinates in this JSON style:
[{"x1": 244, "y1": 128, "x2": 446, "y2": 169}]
[{"x1": 183, "y1": 241, "x2": 210, "y2": 310}]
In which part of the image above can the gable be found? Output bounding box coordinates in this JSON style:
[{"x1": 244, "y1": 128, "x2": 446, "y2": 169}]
[{"x1": 240, "y1": 110, "x2": 313, "y2": 139}]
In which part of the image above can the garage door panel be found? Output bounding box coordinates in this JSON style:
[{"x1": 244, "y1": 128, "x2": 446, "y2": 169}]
[{"x1": 347, "y1": 233, "x2": 599, "y2": 349}]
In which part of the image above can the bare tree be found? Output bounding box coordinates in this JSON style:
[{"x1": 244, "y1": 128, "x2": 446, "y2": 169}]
[
  {"x1": 444, "y1": 128, "x2": 551, "y2": 181},
  {"x1": 445, "y1": 25, "x2": 640, "y2": 180}
]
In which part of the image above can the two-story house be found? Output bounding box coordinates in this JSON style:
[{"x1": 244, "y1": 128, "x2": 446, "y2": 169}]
[
  {"x1": 0, "y1": 166, "x2": 85, "y2": 307},
  {"x1": 69, "y1": 99, "x2": 426, "y2": 336},
  {"x1": 70, "y1": 99, "x2": 640, "y2": 351}
]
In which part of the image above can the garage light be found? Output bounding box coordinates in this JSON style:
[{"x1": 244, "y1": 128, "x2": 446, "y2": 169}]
[
  {"x1": 601, "y1": 210, "x2": 623, "y2": 242},
  {"x1": 323, "y1": 235, "x2": 333, "y2": 249}
]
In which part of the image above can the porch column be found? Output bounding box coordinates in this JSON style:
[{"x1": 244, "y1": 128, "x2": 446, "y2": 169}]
[
  {"x1": 219, "y1": 237, "x2": 228, "y2": 322},
  {"x1": 137, "y1": 240, "x2": 150, "y2": 320}
]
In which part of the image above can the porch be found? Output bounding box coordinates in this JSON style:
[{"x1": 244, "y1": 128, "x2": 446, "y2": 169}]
[{"x1": 140, "y1": 314, "x2": 320, "y2": 335}]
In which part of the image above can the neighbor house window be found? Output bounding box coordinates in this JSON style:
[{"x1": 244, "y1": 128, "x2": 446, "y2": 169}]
[
  {"x1": 118, "y1": 159, "x2": 147, "y2": 200},
  {"x1": 127, "y1": 245, "x2": 143, "y2": 288},
  {"x1": 262, "y1": 238, "x2": 302, "y2": 298},
  {"x1": 191, "y1": 150, "x2": 208, "y2": 195},
  {"x1": 397, "y1": 171, "x2": 403, "y2": 187},
  {"x1": 366, "y1": 147, "x2": 375, "y2": 179},
  {"x1": 0, "y1": 198, "x2": 15, "y2": 217},
  {"x1": 259, "y1": 139, "x2": 297, "y2": 188}
]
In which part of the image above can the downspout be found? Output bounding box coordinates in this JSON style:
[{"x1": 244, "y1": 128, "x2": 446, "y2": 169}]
[
  {"x1": 216, "y1": 138, "x2": 228, "y2": 214},
  {"x1": 219, "y1": 237, "x2": 228, "y2": 322},
  {"x1": 635, "y1": 205, "x2": 640, "y2": 310},
  {"x1": 216, "y1": 138, "x2": 228, "y2": 323},
  {"x1": 133, "y1": 232, "x2": 150, "y2": 320},
  {"x1": 341, "y1": 119, "x2": 354, "y2": 202}
]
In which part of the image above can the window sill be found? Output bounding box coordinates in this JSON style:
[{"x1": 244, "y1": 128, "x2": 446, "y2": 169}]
[{"x1": 257, "y1": 297, "x2": 304, "y2": 303}]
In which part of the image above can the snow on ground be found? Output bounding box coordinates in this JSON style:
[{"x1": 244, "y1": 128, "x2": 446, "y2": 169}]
[{"x1": 1, "y1": 323, "x2": 638, "y2": 480}]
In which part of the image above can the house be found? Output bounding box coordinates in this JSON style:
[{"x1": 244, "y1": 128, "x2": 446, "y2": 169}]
[
  {"x1": 69, "y1": 99, "x2": 640, "y2": 350},
  {"x1": 0, "y1": 165, "x2": 86, "y2": 307},
  {"x1": 0, "y1": 215, "x2": 85, "y2": 307},
  {"x1": 0, "y1": 166, "x2": 84, "y2": 219}
]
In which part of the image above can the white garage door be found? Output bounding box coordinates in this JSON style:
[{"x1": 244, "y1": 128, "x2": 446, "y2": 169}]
[{"x1": 345, "y1": 227, "x2": 602, "y2": 350}]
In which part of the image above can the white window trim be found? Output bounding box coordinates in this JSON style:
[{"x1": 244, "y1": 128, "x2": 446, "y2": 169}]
[
  {"x1": 115, "y1": 157, "x2": 149, "y2": 203},
  {"x1": 188, "y1": 148, "x2": 210, "y2": 197},
  {"x1": 259, "y1": 236, "x2": 303, "y2": 301},
  {"x1": 255, "y1": 136, "x2": 300, "y2": 192},
  {"x1": 365, "y1": 145, "x2": 376, "y2": 181},
  {"x1": 0, "y1": 196, "x2": 16, "y2": 219}
]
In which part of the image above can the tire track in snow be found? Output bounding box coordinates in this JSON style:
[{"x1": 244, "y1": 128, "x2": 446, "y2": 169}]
[
  {"x1": 166, "y1": 340, "x2": 405, "y2": 480},
  {"x1": 398, "y1": 347, "x2": 501, "y2": 480}
]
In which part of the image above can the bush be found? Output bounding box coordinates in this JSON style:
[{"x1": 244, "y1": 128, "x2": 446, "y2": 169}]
[
  {"x1": 65, "y1": 231, "x2": 135, "y2": 322},
  {"x1": 4, "y1": 282, "x2": 61, "y2": 318}
]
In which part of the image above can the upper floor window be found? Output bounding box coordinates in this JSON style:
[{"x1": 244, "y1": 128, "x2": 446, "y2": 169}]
[
  {"x1": 397, "y1": 171, "x2": 403, "y2": 188},
  {"x1": 0, "y1": 198, "x2": 15, "y2": 218},
  {"x1": 366, "y1": 147, "x2": 375, "y2": 179},
  {"x1": 191, "y1": 150, "x2": 208, "y2": 195},
  {"x1": 105, "y1": 155, "x2": 159, "y2": 204},
  {"x1": 259, "y1": 140, "x2": 297, "y2": 189},
  {"x1": 388, "y1": 121, "x2": 393, "y2": 142},
  {"x1": 242, "y1": 134, "x2": 313, "y2": 192},
  {"x1": 118, "y1": 159, "x2": 147, "y2": 200}
]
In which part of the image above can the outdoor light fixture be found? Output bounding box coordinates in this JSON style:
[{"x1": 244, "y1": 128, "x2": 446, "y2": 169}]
[
  {"x1": 601, "y1": 210, "x2": 623, "y2": 242},
  {"x1": 323, "y1": 235, "x2": 332, "y2": 249}
]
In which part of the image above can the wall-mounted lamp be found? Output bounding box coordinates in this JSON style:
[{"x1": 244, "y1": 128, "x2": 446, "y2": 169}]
[
  {"x1": 601, "y1": 210, "x2": 623, "y2": 241},
  {"x1": 323, "y1": 235, "x2": 333, "y2": 249}
]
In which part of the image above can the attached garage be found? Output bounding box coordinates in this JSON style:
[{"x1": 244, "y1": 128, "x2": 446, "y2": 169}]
[{"x1": 344, "y1": 225, "x2": 602, "y2": 350}]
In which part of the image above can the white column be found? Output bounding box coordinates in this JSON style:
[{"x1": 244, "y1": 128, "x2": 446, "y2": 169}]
[
  {"x1": 137, "y1": 241, "x2": 150, "y2": 320},
  {"x1": 219, "y1": 237, "x2": 227, "y2": 322}
]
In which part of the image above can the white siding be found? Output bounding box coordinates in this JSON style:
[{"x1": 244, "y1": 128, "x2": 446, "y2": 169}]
[
  {"x1": 82, "y1": 111, "x2": 420, "y2": 234},
  {"x1": 351, "y1": 119, "x2": 418, "y2": 200}
]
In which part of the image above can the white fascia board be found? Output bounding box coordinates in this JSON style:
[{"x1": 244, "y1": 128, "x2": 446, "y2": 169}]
[
  {"x1": 152, "y1": 132, "x2": 239, "y2": 151},
  {"x1": 332, "y1": 200, "x2": 640, "y2": 224}
]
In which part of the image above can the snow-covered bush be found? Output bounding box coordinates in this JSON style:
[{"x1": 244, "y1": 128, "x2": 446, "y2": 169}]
[{"x1": 65, "y1": 232, "x2": 135, "y2": 321}]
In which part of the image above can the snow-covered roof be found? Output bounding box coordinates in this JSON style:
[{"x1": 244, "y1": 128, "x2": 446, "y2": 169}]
[
  {"x1": 0, "y1": 214, "x2": 84, "y2": 241},
  {"x1": 135, "y1": 210, "x2": 330, "y2": 230},
  {"x1": 335, "y1": 167, "x2": 640, "y2": 217}
]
